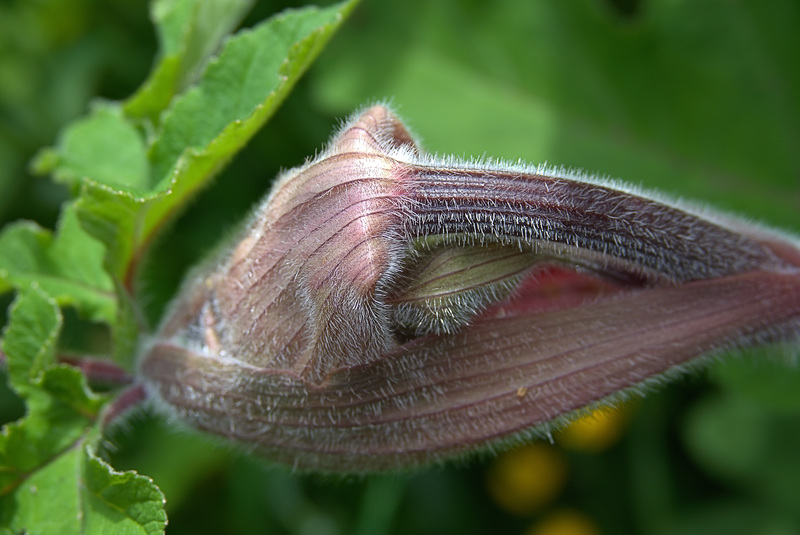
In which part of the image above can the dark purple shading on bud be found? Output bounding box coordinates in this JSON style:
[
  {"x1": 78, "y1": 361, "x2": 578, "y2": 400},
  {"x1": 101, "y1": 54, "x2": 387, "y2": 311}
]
[{"x1": 139, "y1": 105, "x2": 800, "y2": 472}]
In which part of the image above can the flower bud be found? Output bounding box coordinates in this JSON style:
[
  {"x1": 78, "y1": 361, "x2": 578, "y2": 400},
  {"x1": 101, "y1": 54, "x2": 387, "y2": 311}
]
[{"x1": 140, "y1": 105, "x2": 800, "y2": 472}]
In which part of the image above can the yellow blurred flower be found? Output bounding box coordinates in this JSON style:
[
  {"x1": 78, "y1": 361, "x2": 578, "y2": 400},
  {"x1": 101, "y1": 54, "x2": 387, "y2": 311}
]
[
  {"x1": 556, "y1": 406, "x2": 629, "y2": 452},
  {"x1": 526, "y1": 509, "x2": 601, "y2": 535},
  {"x1": 486, "y1": 443, "x2": 568, "y2": 516}
]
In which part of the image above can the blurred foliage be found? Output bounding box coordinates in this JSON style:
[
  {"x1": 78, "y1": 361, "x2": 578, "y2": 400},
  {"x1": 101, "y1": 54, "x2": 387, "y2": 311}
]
[
  {"x1": 1, "y1": 0, "x2": 799, "y2": 534},
  {"x1": 486, "y1": 443, "x2": 569, "y2": 516},
  {"x1": 556, "y1": 407, "x2": 631, "y2": 454}
]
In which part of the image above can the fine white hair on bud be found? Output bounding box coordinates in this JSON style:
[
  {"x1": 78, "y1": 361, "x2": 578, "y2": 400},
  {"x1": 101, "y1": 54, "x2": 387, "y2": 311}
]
[{"x1": 139, "y1": 104, "x2": 800, "y2": 472}]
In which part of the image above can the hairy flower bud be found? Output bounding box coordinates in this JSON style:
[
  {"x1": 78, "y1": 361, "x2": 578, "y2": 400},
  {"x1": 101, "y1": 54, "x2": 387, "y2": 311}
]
[{"x1": 139, "y1": 105, "x2": 800, "y2": 472}]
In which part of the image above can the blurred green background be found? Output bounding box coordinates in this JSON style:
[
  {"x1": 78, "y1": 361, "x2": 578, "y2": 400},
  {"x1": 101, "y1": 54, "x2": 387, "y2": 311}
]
[{"x1": 1, "y1": 0, "x2": 799, "y2": 534}]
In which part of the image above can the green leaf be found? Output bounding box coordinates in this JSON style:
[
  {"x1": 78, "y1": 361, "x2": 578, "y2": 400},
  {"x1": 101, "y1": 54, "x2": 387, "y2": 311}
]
[
  {"x1": 82, "y1": 449, "x2": 167, "y2": 535},
  {"x1": 0, "y1": 287, "x2": 99, "y2": 486},
  {"x1": 0, "y1": 204, "x2": 115, "y2": 325},
  {"x1": 72, "y1": 185, "x2": 145, "y2": 286},
  {"x1": 1, "y1": 443, "x2": 167, "y2": 535},
  {"x1": 1, "y1": 285, "x2": 60, "y2": 388},
  {"x1": 32, "y1": 103, "x2": 150, "y2": 195},
  {"x1": 60, "y1": 189, "x2": 142, "y2": 368},
  {"x1": 0, "y1": 286, "x2": 165, "y2": 533},
  {"x1": 148, "y1": 0, "x2": 359, "y2": 188},
  {"x1": 71, "y1": 183, "x2": 145, "y2": 366},
  {"x1": 125, "y1": 0, "x2": 255, "y2": 125},
  {"x1": 3, "y1": 443, "x2": 84, "y2": 534}
]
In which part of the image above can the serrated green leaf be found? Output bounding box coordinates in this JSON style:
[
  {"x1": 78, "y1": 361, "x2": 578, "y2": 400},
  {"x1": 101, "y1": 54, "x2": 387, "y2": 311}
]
[
  {"x1": 2, "y1": 442, "x2": 84, "y2": 534},
  {"x1": 0, "y1": 285, "x2": 163, "y2": 533},
  {"x1": 0, "y1": 363, "x2": 102, "y2": 488},
  {"x1": 82, "y1": 449, "x2": 167, "y2": 535},
  {"x1": 148, "y1": 0, "x2": 359, "y2": 188},
  {"x1": 0, "y1": 204, "x2": 115, "y2": 324},
  {"x1": 71, "y1": 181, "x2": 149, "y2": 367},
  {"x1": 135, "y1": 0, "x2": 358, "y2": 264},
  {"x1": 1, "y1": 284, "x2": 61, "y2": 387},
  {"x1": 38, "y1": 366, "x2": 106, "y2": 420},
  {"x1": 1, "y1": 442, "x2": 167, "y2": 535},
  {"x1": 0, "y1": 286, "x2": 101, "y2": 479},
  {"x1": 73, "y1": 184, "x2": 145, "y2": 286},
  {"x1": 0, "y1": 287, "x2": 91, "y2": 514},
  {"x1": 32, "y1": 103, "x2": 150, "y2": 194},
  {"x1": 124, "y1": 0, "x2": 255, "y2": 125}
]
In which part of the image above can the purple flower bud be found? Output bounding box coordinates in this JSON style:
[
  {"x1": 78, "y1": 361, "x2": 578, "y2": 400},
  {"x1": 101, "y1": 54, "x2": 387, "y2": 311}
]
[{"x1": 140, "y1": 105, "x2": 800, "y2": 472}]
